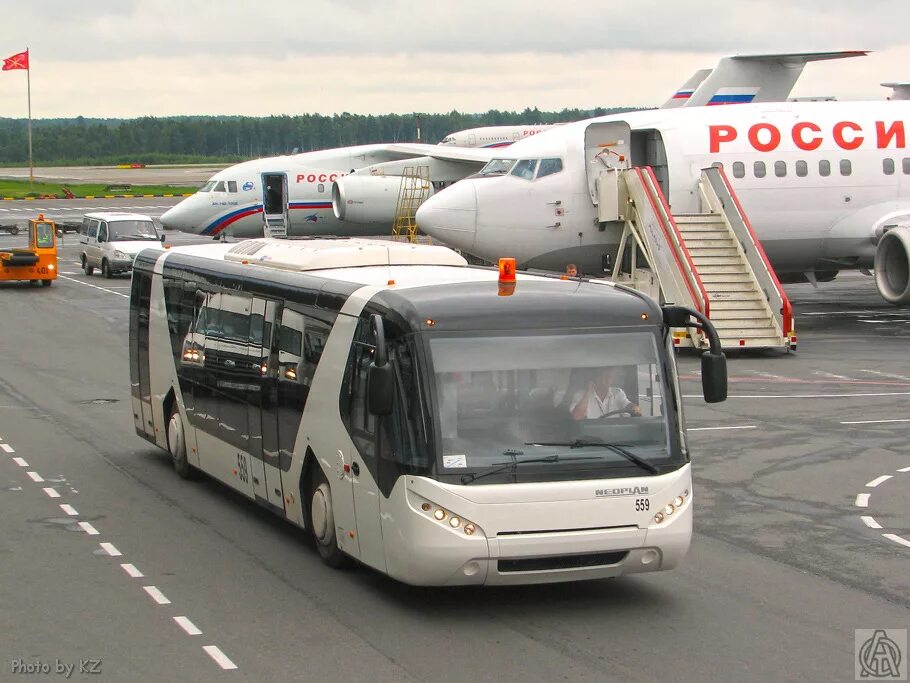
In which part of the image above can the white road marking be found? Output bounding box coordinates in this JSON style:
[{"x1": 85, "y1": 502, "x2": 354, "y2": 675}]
[
  {"x1": 59, "y1": 271, "x2": 80, "y2": 275},
  {"x1": 688, "y1": 425, "x2": 757, "y2": 432},
  {"x1": 202, "y1": 645, "x2": 237, "y2": 670},
  {"x1": 27, "y1": 471, "x2": 44, "y2": 482},
  {"x1": 120, "y1": 563, "x2": 144, "y2": 578},
  {"x1": 855, "y1": 493, "x2": 871, "y2": 508},
  {"x1": 59, "y1": 504, "x2": 78, "y2": 516},
  {"x1": 1, "y1": 443, "x2": 15, "y2": 453},
  {"x1": 684, "y1": 391, "x2": 910, "y2": 399},
  {"x1": 57, "y1": 274, "x2": 129, "y2": 298},
  {"x1": 99, "y1": 542, "x2": 122, "y2": 556},
  {"x1": 897, "y1": 466, "x2": 910, "y2": 473},
  {"x1": 174, "y1": 616, "x2": 202, "y2": 636},
  {"x1": 861, "y1": 516, "x2": 883, "y2": 529},
  {"x1": 812, "y1": 370, "x2": 851, "y2": 380},
  {"x1": 858, "y1": 368, "x2": 910, "y2": 381},
  {"x1": 12, "y1": 456, "x2": 28, "y2": 466},
  {"x1": 78, "y1": 521, "x2": 100, "y2": 535},
  {"x1": 841, "y1": 418, "x2": 910, "y2": 425},
  {"x1": 42, "y1": 487, "x2": 61, "y2": 498},
  {"x1": 882, "y1": 533, "x2": 910, "y2": 549},
  {"x1": 866, "y1": 475, "x2": 894, "y2": 488},
  {"x1": 143, "y1": 585, "x2": 171, "y2": 605}
]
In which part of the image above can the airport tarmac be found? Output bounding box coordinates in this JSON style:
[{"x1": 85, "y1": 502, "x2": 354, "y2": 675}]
[
  {"x1": 0, "y1": 222, "x2": 908, "y2": 680},
  {"x1": 0, "y1": 165, "x2": 225, "y2": 185}
]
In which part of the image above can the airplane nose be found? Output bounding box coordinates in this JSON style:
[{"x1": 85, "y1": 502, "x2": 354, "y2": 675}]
[
  {"x1": 416, "y1": 181, "x2": 477, "y2": 250},
  {"x1": 160, "y1": 204, "x2": 184, "y2": 231}
]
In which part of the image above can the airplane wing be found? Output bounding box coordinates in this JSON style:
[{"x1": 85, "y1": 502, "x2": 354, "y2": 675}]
[
  {"x1": 685, "y1": 50, "x2": 869, "y2": 107},
  {"x1": 379, "y1": 143, "x2": 500, "y2": 164},
  {"x1": 882, "y1": 82, "x2": 910, "y2": 100},
  {"x1": 661, "y1": 69, "x2": 713, "y2": 109},
  {"x1": 346, "y1": 143, "x2": 499, "y2": 183}
]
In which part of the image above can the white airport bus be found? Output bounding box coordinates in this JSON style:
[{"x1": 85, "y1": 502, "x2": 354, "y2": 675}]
[{"x1": 129, "y1": 237, "x2": 726, "y2": 586}]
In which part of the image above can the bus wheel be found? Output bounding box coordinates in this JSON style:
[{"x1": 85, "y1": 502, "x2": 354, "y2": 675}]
[
  {"x1": 41, "y1": 280, "x2": 51, "y2": 287},
  {"x1": 81, "y1": 255, "x2": 94, "y2": 276},
  {"x1": 310, "y1": 470, "x2": 348, "y2": 568},
  {"x1": 166, "y1": 406, "x2": 194, "y2": 480}
]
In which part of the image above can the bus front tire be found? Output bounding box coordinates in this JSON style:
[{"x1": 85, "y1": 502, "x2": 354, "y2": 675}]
[
  {"x1": 167, "y1": 406, "x2": 194, "y2": 480},
  {"x1": 310, "y1": 470, "x2": 348, "y2": 568}
]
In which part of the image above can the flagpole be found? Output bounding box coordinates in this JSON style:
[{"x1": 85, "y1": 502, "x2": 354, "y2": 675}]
[{"x1": 26, "y1": 47, "x2": 33, "y2": 187}]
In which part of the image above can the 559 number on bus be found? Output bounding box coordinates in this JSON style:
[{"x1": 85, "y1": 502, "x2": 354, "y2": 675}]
[{"x1": 635, "y1": 498, "x2": 650, "y2": 512}]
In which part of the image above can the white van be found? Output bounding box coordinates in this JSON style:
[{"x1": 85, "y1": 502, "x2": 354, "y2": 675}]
[{"x1": 79, "y1": 212, "x2": 162, "y2": 277}]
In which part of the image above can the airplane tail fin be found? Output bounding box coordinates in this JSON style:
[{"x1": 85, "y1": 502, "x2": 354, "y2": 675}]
[
  {"x1": 661, "y1": 69, "x2": 712, "y2": 109},
  {"x1": 882, "y1": 82, "x2": 910, "y2": 100},
  {"x1": 684, "y1": 50, "x2": 869, "y2": 107}
]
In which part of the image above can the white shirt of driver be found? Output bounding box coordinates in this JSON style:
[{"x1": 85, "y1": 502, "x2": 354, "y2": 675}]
[{"x1": 570, "y1": 386, "x2": 630, "y2": 419}]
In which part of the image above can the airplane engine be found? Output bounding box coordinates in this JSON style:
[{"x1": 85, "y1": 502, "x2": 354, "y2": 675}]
[
  {"x1": 874, "y1": 226, "x2": 910, "y2": 305},
  {"x1": 332, "y1": 175, "x2": 434, "y2": 224}
]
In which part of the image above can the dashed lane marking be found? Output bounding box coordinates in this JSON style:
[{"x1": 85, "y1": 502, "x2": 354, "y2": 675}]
[
  {"x1": 59, "y1": 504, "x2": 78, "y2": 516},
  {"x1": 99, "y1": 542, "x2": 122, "y2": 556},
  {"x1": 1, "y1": 443, "x2": 15, "y2": 453},
  {"x1": 42, "y1": 487, "x2": 60, "y2": 498},
  {"x1": 898, "y1": 466, "x2": 910, "y2": 473},
  {"x1": 855, "y1": 493, "x2": 871, "y2": 508},
  {"x1": 882, "y1": 534, "x2": 910, "y2": 549},
  {"x1": 12, "y1": 457, "x2": 28, "y2": 467},
  {"x1": 78, "y1": 521, "x2": 100, "y2": 535},
  {"x1": 57, "y1": 274, "x2": 129, "y2": 298},
  {"x1": 841, "y1": 419, "x2": 910, "y2": 425},
  {"x1": 862, "y1": 516, "x2": 883, "y2": 529},
  {"x1": 174, "y1": 616, "x2": 202, "y2": 636},
  {"x1": 202, "y1": 645, "x2": 238, "y2": 671},
  {"x1": 684, "y1": 391, "x2": 910, "y2": 399},
  {"x1": 120, "y1": 563, "x2": 144, "y2": 578},
  {"x1": 143, "y1": 585, "x2": 171, "y2": 605},
  {"x1": 27, "y1": 471, "x2": 44, "y2": 482},
  {"x1": 688, "y1": 425, "x2": 757, "y2": 432},
  {"x1": 866, "y1": 475, "x2": 894, "y2": 488}
]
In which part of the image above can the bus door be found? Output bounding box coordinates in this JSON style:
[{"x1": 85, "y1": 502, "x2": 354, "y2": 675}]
[
  {"x1": 261, "y1": 172, "x2": 289, "y2": 238},
  {"x1": 341, "y1": 318, "x2": 387, "y2": 571},
  {"x1": 248, "y1": 298, "x2": 284, "y2": 509}
]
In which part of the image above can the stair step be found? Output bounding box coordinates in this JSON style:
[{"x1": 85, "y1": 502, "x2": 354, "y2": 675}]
[
  {"x1": 699, "y1": 272, "x2": 755, "y2": 283},
  {"x1": 687, "y1": 247, "x2": 740, "y2": 257},
  {"x1": 695, "y1": 264, "x2": 751, "y2": 275},
  {"x1": 709, "y1": 298, "x2": 766, "y2": 309},
  {"x1": 673, "y1": 213, "x2": 722, "y2": 224},
  {"x1": 711, "y1": 319, "x2": 775, "y2": 331},
  {"x1": 708, "y1": 307, "x2": 770, "y2": 319},
  {"x1": 689, "y1": 256, "x2": 745, "y2": 266},
  {"x1": 705, "y1": 282, "x2": 761, "y2": 293},
  {"x1": 678, "y1": 229, "x2": 730, "y2": 240},
  {"x1": 683, "y1": 238, "x2": 736, "y2": 249}
]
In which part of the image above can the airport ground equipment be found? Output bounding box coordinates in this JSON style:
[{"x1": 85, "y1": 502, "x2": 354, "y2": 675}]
[
  {"x1": 598, "y1": 165, "x2": 795, "y2": 351},
  {"x1": 0, "y1": 214, "x2": 58, "y2": 286},
  {"x1": 130, "y1": 236, "x2": 726, "y2": 586},
  {"x1": 392, "y1": 165, "x2": 432, "y2": 243}
]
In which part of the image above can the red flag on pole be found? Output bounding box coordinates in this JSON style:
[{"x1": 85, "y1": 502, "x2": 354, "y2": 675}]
[{"x1": 2, "y1": 50, "x2": 29, "y2": 71}]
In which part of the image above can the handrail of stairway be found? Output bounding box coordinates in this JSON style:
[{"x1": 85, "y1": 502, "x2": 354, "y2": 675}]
[
  {"x1": 635, "y1": 166, "x2": 711, "y2": 319},
  {"x1": 704, "y1": 166, "x2": 793, "y2": 339}
]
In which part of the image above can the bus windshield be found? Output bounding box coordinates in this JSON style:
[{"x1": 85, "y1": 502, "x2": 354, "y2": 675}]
[{"x1": 428, "y1": 331, "x2": 677, "y2": 483}]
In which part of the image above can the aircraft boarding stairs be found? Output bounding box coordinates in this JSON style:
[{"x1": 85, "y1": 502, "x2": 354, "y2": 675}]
[{"x1": 597, "y1": 165, "x2": 796, "y2": 351}]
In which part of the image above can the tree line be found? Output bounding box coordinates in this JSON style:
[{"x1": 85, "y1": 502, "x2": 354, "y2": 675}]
[{"x1": 0, "y1": 107, "x2": 640, "y2": 166}]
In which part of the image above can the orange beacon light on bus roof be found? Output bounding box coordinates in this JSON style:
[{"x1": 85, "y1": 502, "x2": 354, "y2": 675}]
[{"x1": 498, "y1": 257, "x2": 516, "y2": 296}]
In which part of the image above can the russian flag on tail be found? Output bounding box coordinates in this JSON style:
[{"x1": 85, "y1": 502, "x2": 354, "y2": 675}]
[{"x1": 707, "y1": 87, "x2": 760, "y2": 106}]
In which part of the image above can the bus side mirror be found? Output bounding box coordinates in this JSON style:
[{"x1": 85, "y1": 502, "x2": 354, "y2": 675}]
[
  {"x1": 701, "y1": 352, "x2": 727, "y2": 403},
  {"x1": 368, "y1": 363, "x2": 394, "y2": 415}
]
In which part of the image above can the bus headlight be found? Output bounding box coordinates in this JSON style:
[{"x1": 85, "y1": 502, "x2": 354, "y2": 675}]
[
  {"x1": 653, "y1": 488, "x2": 690, "y2": 525},
  {"x1": 410, "y1": 491, "x2": 482, "y2": 537}
]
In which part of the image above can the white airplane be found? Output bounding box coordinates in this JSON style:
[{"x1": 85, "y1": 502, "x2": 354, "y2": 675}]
[
  {"x1": 159, "y1": 143, "x2": 495, "y2": 238},
  {"x1": 161, "y1": 51, "x2": 867, "y2": 239},
  {"x1": 883, "y1": 82, "x2": 910, "y2": 100},
  {"x1": 415, "y1": 99, "x2": 910, "y2": 305}
]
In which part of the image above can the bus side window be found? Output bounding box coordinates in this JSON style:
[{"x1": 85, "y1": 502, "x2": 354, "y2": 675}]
[{"x1": 340, "y1": 318, "x2": 378, "y2": 463}]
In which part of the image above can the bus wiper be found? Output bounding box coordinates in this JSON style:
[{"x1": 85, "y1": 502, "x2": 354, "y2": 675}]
[
  {"x1": 525, "y1": 440, "x2": 659, "y2": 474},
  {"x1": 460, "y1": 454, "x2": 601, "y2": 484}
]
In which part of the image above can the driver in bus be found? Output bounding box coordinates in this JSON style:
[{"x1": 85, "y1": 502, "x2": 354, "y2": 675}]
[{"x1": 569, "y1": 366, "x2": 641, "y2": 420}]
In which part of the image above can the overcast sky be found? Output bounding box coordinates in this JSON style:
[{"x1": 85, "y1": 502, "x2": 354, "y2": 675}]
[{"x1": 1, "y1": 0, "x2": 908, "y2": 119}]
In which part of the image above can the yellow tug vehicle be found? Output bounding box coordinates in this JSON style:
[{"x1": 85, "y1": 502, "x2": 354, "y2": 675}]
[{"x1": 0, "y1": 214, "x2": 58, "y2": 287}]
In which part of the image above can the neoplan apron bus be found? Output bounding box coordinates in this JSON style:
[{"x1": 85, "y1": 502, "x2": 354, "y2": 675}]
[{"x1": 129, "y1": 237, "x2": 726, "y2": 586}]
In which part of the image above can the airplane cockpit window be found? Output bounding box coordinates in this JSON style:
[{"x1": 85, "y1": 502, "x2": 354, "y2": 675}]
[
  {"x1": 536, "y1": 158, "x2": 563, "y2": 179},
  {"x1": 199, "y1": 181, "x2": 216, "y2": 192},
  {"x1": 440, "y1": 136, "x2": 455, "y2": 144},
  {"x1": 227, "y1": 181, "x2": 238, "y2": 193},
  {"x1": 213, "y1": 181, "x2": 226, "y2": 192},
  {"x1": 479, "y1": 159, "x2": 516, "y2": 176},
  {"x1": 510, "y1": 159, "x2": 538, "y2": 180}
]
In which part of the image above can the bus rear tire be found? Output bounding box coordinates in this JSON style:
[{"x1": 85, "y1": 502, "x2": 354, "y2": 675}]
[
  {"x1": 167, "y1": 406, "x2": 194, "y2": 480},
  {"x1": 309, "y1": 469, "x2": 348, "y2": 568}
]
